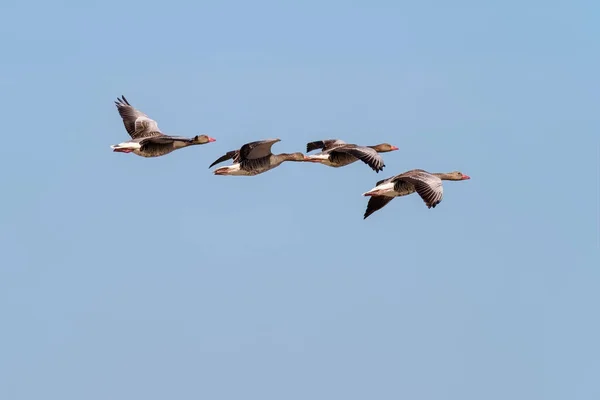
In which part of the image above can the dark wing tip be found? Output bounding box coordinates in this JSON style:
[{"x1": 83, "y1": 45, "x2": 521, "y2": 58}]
[
  {"x1": 363, "y1": 203, "x2": 375, "y2": 220},
  {"x1": 422, "y1": 195, "x2": 441, "y2": 209},
  {"x1": 115, "y1": 95, "x2": 130, "y2": 107},
  {"x1": 363, "y1": 205, "x2": 378, "y2": 219},
  {"x1": 342, "y1": 148, "x2": 384, "y2": 173},
  {"x1": 363, "y1": 196, "x2": 393, "y2": 219},
  {"x1": 306, "y1": 141, "x2": 324, "y2": 153},
  {"x1": 208, "y1": 151, "x2": 236, "y2": 168}
]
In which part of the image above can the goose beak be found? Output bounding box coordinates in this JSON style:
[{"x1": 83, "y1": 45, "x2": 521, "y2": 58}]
[
  {"x1": 390, "y1": 146, "x2": 399, "y2": 151},
  {"x1": 208, "y1": 137, "x2": 216, "y2": 142},
  {"x1": 461, "y1": 175, "x2": 471, "y2": 180}
]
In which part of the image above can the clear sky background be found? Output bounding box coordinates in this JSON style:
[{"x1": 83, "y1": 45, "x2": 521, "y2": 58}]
[{"x1": 0, "y1": 1, "x2": 598, "y2": 399}]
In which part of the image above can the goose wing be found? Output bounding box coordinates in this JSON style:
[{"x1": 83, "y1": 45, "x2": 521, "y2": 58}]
[
  {"x1": 306, "y1": 139, "x2": 346, "y2": 153},
  {"x1": 329, "y1": 145, "x2": 385, "y2": 172},
  {"x1": 114, "y1": 95, "x2": 162, "y2": 139},
  {"x1": 364, "y1": 196, "x2": 395, "y2": 219},
  {"x1": 393, "y1": 169, "x2": 444, "y2": 208},
  {"x1": 209, "y1": 150, "x2": 240, "y2": 168},
  {"x1": 239, "y1": 139, "x2": 281, "y2": 161}
]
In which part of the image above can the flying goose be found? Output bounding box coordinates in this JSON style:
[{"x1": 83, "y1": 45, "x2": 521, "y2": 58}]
[
  {"x1": 362, "y1": 169, "x2": 470, "y2": 219},
  {"x1": 209, "y1": 138, "x2": 310, "y2": 176},
  {"x1": 304, "y1": 139, "x2": 398, "y2": 172},
  {"x1": 110, "y1": 95, "x2": 215, "y2": 158}
]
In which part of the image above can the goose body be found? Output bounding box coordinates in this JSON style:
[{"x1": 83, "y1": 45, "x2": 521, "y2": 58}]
[
  {"x1": 362, "y1": 169, "x2": 470, "y2": 219},
  {"x1": 111, "y1": 95, "x2": 215, "y2": 158},
  {"x1": 304, "y1": 139, "x2": 398, "y2": 172},
  {"x1": 209, "y1": 139, "x2": 310, "y2": 176}
]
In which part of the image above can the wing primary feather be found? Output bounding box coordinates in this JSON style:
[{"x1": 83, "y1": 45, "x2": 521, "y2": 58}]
[
  {"x1": 332, "y1": 146, "x2": 385, "y2": 172},
  {"x1": 364, "y1": 196, "x2": 394, "y2": 219},
  {"x1": 209, "y1": 151, "x2": 237, "y2": 168},
  {"x1": 306, "y1": 141, "x2": 325, "y2": 152}
]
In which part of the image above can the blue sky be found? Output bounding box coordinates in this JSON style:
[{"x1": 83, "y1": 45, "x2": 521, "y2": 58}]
[{"x1": 0, "y1": 0, "x2": 598, "y2": 399}]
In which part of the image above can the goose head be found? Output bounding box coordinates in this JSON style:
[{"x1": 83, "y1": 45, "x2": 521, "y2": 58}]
[
  {"x1": 192, "y1": 135, "x2": 216, "y2": 145},
  {"x1": 444, "y1": 171, "x2": 471, "y2": 181},
  {"x1": 369, "y1": 143, "x2": 399, "y2": 153}
]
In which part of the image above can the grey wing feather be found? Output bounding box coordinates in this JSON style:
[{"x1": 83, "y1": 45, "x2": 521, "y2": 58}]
[
  {"x1": 364, "y1": 196, "x2": 394, "y2": 219},
  {"x1": 114, "y1": 95, "x2": 162, "y2": 139},
  {"x1": 209, "y1": 150, "x2": 240, "y2": 168},
  {"x1": 395, "y1": 170, "x2": 444, "y2": 208},
  {"x1": 306, "y1": 139, "x2": 346, "y2": 152},
  {"x1": 239, "y1": 139, "x2": 280, "y2": 160},
  {"x1": 331, "y1": 145, "x2": 385, "y2": 172}
]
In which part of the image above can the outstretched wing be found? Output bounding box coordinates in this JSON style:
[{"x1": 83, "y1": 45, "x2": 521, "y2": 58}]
[
  {"x1": 114, "y1": 95, "x2": 162, "y2": 139},
  {"x1": 306, "y1": 139, "x2": 346, "y2": 153},
  {"x1": 364, "y1": 196, "x2": 394, "y2": 219},
  {"x1": 394, "y1": 170, "x2": 444, "y2": 208},
  {"x1": 209, "y1": 150, "x2": 240, "y2": 168},
  {"x1": 239, "y1": 138, "x2": 280, "y2": 160},
  {"x1": 330, "y1": 145, "x2": 385, "y2": 172}
]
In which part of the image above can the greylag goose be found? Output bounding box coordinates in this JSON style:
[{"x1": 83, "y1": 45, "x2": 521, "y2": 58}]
[
  {"x1": 209, "y1": 138, "x2": 309, "y2": 176},
  {"x1": 304, "y1": 139, "x2": 398, "y2": 172},
  {"x1": 110, "y1": 95, "x2": 215, "y2": 158},
  {"x1": 362, "y1": 169, "x2": 470, "y2": 219}
]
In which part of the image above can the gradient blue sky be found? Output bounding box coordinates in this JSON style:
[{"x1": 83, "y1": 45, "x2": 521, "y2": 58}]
[{"x1": 1, "y1": 1, "x2": 598, "y2": 399}]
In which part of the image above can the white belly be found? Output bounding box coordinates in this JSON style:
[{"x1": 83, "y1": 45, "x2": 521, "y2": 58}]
[
  {"x1": 363, "y1": 181, "x2": 416, "y2": 197},
  {"x1": 215, "y1": 164, "x2": 255, "y2": 176},
  {"x1": 307, "y1": 153, "x2": 356, "y2": 168},
  {"x1": 111, "y1": 141, "x2": 142, "y2": 150}
]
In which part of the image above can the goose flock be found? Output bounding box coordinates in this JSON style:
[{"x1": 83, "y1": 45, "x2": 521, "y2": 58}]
[{"x1": 111, "y1": 95, "x2": 470, "y2": 218}]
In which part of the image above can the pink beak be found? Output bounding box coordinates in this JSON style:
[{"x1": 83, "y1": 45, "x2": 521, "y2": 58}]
[
  {"x1": 208, "y1": 137, "x2": 216, "y2": 142},
  {"x1": 390, "y1": 146, "x2": 399, "y2": 151},
  {"x1": 462, "y1": 175, "x2": 471, "y2": 180}
]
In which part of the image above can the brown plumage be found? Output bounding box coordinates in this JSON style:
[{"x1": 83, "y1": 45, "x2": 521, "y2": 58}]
[
  {"x1": 362, "y1": 169, "x2": 471, "y2": 218},
  {"x1": 304, "y1": 139, "x2": 399, "y2": 172},
  {"x1": 111, "y1": 95, "x2": 215, "y2": 157},
  {"x1": 209, "y1": 138, "x2": 310, "y2": 176}
]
